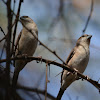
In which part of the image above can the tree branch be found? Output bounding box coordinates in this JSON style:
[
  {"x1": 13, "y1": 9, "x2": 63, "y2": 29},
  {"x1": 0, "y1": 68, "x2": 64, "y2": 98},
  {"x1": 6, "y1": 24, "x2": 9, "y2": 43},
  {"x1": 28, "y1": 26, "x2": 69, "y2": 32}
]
[
  {"x1": 5, "y1": 0, "x2": 13, "y2": 100},
  {"x1": 82, "y1": 0, "x2": 94, "y2": 34},
  {"x1": 0, "y1": 55, "x2": 100, "y2": 92},
  {"x1": 45, "y1": 63, "x2": 48, "y2": 100},
  {"x1": 11, "y1": 0, "x2": 23, "y2": 57}
]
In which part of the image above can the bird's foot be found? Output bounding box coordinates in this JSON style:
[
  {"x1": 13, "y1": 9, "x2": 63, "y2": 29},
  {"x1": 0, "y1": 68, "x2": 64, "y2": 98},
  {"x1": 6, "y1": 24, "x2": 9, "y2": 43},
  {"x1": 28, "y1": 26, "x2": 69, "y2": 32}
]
[
  {"x1": 73, "y1": 68, "x2": 78, "y2": 78},
  {"x1": 86, "y1": 75, "x2": 89, "y2": 80},
  {"x1": 73, "y1": 68, "x2": 78, "y2": 75},
  {"x1": 36, "y1": 56, "x2": 42, "y2": 63}
]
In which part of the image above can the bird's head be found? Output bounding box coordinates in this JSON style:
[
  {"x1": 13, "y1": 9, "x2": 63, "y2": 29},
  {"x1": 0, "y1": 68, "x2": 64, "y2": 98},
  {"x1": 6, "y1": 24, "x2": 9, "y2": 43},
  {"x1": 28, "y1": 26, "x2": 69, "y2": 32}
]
[
  {"x1": 77, "y1": 34, "x2": 92, "y2": 47},
  {"x1": 20, "y1": 16, "x2": 38, "y2": 31}
]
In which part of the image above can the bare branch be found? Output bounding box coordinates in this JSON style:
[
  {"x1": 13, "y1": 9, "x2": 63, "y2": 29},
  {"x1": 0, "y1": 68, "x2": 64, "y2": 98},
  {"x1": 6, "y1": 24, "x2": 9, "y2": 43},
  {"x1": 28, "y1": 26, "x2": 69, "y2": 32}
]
[
  {"x1": 0, "y1": 26, "x2": 6, "y2": 36},
  {"x1": 0, "y1": 55, "x2": 100, "y2": 92},
  {"x1": 0, "y1": 41, "x2": 6, "y2": 60},
  {"x1": 82, "y1": 0, "x2": 94, "y2": 34},
  {"x1": 45, "y1": 63, "x2": 48, "y2": 100},
  {"x1": 5, "y1": 0, "x2": 13, "y2": 99},
  {"x1": 12, "y1": 0, "x2": 16, "y2": 21},
  {"x1": 0, "y1": 36, "x2": 6, "y2": 42},
  {"x1": 11, "y1": 0, "x2": 23, "y2": 57}
]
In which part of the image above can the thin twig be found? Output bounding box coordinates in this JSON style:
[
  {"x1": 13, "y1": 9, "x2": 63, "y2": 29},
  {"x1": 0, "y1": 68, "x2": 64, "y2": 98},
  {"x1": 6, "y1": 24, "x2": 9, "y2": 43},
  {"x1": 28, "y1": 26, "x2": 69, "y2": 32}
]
[
  {"x1": 49, "y1": 65, "x2": 50, "y2": 77},
  {"x1": 0, "y1": 36, "x2": 6, "y2": 42},
  {"x1": 0, "y1": 41, "x2": 6, "y2": 60},
  {"x1": 36, "y1": 92, "x2": 42, "y2": 100},
  {"x1": 0, "y1": 27, "x2": 6, "y2": 42},
  {"x1": 0, "y1": 27, "x2": 20, "y2": 57},
  {"x1": 11, "y1": 0, "x2": 23, "y2": 57},
  {"x1": 45, "y1": 63, "x2": 48, "y2": 100},
  {"x1": 0, "y1": 26, "x2": 6, "y2": 35},
  {"x1": 12, "y1": 0, "x2": 16, "y2": 22},
  {"x1": 55, "y1": 71, "x2": 62, "y2": 77},
  {"x1": 82, "y1": 0, "x2": 94, "y2": 35}
]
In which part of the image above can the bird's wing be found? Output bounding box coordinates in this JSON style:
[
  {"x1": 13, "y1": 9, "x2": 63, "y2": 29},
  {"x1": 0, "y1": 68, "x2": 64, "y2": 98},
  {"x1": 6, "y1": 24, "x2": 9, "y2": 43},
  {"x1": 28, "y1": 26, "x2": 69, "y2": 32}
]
[
  {"x1": 66, "y1": 48, "x2": 76, "y2": 64},
  {"x1": 15, "y1": 30, "x2": 22, "y2": 55},
  {"x1": 61, "y1": 47, "x2": 76, "y2": 86}
]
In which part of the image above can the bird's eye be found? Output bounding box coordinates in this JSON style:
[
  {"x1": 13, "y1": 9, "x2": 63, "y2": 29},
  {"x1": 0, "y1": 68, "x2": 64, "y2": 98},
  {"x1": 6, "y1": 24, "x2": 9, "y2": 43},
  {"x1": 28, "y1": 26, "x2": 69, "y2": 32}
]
[
  {"x1": 82, "y1": 35, "x2": 85, "y2": 37},
  {"x1": 82, "y1": 34, "x2": 89, "y2": 37},
  {"x1": 22, "y1": 16, "x2": 28, "y2": 18}
]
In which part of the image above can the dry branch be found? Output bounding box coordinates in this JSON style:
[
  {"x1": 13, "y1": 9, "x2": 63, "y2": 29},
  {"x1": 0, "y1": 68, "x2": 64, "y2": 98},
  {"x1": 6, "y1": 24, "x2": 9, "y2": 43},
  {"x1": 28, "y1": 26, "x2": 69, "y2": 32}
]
[
  {"x1": 45, "y1": 63, "x2": 48, "y2": 100},
  {"x1": 11, "y1": 0, "x2": 23, "y2": 56},
  {"x1": 82, "y1": 0, "x2": 94, "y2": 34},
  {"x1": 5, "y1": 0, "x2": 13, "y2": 100},
  {"x1": 0, "y1": 55, "x2": 100, "y2": 92}
]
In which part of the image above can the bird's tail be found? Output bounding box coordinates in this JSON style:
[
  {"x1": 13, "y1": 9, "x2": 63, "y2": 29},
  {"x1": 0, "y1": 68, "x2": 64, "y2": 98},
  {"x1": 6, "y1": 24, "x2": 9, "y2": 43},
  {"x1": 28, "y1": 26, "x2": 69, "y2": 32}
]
[
  {"x1": 12, "y1": 71, "x2": 19, "y2": 88},
  {"x1": 56, "y1": 88, "x2": 64, "y2": 100}
]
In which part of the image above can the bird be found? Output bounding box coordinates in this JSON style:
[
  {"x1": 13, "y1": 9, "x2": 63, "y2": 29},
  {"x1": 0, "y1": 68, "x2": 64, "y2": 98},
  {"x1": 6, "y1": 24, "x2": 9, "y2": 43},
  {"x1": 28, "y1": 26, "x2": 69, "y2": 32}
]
[
  {"x1": 12, "y1": 16, "x2": 38, "y2": 88},
  {"x1": 57, "y1": 34, "x2": 92, "y2": 100}
]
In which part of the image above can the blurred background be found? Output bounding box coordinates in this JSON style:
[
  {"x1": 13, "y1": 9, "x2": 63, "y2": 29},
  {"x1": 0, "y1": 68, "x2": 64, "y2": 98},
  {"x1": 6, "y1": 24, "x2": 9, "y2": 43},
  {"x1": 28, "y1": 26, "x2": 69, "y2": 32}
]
[{"x1": 0, "y1": 0, "x2": 100, "y2": 100}]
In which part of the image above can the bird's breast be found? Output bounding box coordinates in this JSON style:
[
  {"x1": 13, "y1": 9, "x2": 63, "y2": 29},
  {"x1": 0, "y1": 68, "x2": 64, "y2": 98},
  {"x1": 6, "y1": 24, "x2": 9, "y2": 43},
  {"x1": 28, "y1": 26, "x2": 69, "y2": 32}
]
[
  {"x1": 18, "y1": 31, "x2": 38, "y2": 56},
  {"x1": 68, "y1": 46, "x2": 89, "y2": 73}
]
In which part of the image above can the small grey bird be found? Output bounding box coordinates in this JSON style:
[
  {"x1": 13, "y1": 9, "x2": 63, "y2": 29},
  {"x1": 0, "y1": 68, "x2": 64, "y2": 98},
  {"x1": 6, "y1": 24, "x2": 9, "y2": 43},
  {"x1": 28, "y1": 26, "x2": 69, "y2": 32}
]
[
  {"x1": 12, "y1": 16, "x2": 38, "y2": 88},
  {"x1": 57, "y1": 34, "x2": 92, "y2": 100}
]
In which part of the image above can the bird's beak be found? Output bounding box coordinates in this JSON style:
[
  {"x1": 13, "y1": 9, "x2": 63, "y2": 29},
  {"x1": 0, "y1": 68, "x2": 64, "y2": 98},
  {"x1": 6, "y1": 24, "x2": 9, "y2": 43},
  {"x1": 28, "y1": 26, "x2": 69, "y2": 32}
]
[
  {"x1": 20, "y1": 17, "x2": 25, "y2": 25},
  {"x1": 20, "y1": 17, "x2": 23, "y2": 21},
  {"x1": 87, "y1": 35, "x2": 92, "y2": 39},
  {"x1": 20, "y1": 17, "x2": 25, "y2": 24},
  {"x1": 20, "y1": 16, "x2": 26, "y2": 21}
]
